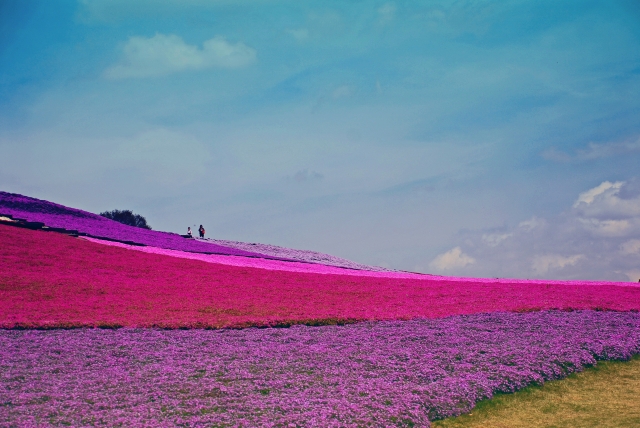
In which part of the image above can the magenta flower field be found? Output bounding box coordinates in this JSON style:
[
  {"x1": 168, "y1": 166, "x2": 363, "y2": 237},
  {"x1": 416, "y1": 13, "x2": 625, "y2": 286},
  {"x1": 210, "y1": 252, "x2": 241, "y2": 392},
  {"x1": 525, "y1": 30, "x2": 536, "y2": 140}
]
[
  {"x1": 3, "y1": 224, "x2": 640, "y2": 329},
  {"x1": 2, "y1": 191, "x2": 640, "y2": 426}
]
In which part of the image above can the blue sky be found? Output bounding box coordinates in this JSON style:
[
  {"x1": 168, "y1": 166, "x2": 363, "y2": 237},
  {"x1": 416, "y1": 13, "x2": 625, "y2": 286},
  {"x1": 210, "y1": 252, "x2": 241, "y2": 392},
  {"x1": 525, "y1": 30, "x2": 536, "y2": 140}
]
[{"x1": 1, "y1": 0, "x2": 640, "y2": 280}]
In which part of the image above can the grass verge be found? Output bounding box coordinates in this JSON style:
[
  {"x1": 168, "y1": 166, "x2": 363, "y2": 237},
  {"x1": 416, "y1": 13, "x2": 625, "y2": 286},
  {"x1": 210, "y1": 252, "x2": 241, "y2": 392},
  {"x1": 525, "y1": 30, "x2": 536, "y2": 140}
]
[{"x1": 433, "y1": 355, "x2": 640, "y2": 428}]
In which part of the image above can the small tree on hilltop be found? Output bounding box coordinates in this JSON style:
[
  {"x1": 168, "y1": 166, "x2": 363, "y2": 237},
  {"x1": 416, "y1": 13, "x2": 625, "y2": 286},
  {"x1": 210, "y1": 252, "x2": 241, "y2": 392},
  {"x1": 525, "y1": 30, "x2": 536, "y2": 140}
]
[{"x1": 99, "y1": 209, "x2": 152, "y2": 230}]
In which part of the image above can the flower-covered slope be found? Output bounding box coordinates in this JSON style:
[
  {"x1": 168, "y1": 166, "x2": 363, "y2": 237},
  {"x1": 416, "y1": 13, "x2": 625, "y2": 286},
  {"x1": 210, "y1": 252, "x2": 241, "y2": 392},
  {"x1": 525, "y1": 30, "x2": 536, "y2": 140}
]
[
  {"x1": 82, "y1": 236, "x2": 639, "y2": 286},
  {"x1": 2, "y1": 311, "x2": 639, "y2": 427},
  {"x1": 204, "y1": 238, "x2": 392, "y2": 271},
  {"x1": 0, "y1": 191, "x2": 274, "y2": 258},
  {"x1": 81, "y1": 236, "x2": 428, "y2": 279},
  {"x1": 0, "y1": 191, "x2": 395, "y2": 270},
  {"x1": 2, "y1": 224, "x2": 639, "y2": 328}
]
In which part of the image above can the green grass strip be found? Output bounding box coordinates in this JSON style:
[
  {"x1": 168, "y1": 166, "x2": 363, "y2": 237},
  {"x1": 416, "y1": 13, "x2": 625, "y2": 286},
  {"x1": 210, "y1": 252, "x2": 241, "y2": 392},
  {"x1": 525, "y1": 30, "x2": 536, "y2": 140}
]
[{"x1": 433, "y1": 355, "x2": 640, "y2": 428}]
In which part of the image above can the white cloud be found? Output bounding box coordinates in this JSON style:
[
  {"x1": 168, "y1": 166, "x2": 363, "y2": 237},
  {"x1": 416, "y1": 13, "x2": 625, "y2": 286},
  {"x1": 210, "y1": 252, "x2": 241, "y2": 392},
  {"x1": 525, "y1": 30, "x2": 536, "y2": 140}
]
[
  {"x1": 620, "y1": 239, "x2": 640, "y2": 256},
  {"x1": 573, "y1": 180, "x2": 640, "y2": 218},
  {"x1": 429, "y1": 247, "x2": 475, "y2": 271},
  {"x1": 532, "y1": 254, "x2": 584, "y2": 274},
  {"x1": 481, "y1": 233, "x2": 511, "y2": 247},
  {"x1": 573, "y1": 181, "x2": 623, "y2": 207},
  {"x1": 421, "y1": 180, "x2": 640, "y2": 281},
  {"x1": 105, "y1": 33, "x2": 256, "y2": 79}
]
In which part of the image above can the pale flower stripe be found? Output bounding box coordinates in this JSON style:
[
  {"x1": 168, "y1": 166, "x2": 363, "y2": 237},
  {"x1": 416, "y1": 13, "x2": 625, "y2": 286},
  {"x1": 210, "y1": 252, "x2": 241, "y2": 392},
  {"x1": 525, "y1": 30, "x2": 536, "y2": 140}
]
[
  {"x1": 200, "y1": 237, "x2": 392, "y2": 271},
  {"x1": 81, "y1": 236, "x2": 638, "y2": 287},
  {"x1": 81, "y1": 237, "x2": 428, "y2": 279}
]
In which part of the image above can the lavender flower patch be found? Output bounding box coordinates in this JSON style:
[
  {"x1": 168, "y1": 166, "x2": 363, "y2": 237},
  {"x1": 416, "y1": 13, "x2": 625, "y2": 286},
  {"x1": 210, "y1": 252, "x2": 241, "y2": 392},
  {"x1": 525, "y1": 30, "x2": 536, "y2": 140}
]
[
  {"x1": 2, "y1": 311, "x2": 639, "y2": 427},
  {"x1": 0, "y1": 192, "x2": 276, "y2": 259},
  {"x1": 205, "y1": 238, "x2": 392, "y2": 271}
]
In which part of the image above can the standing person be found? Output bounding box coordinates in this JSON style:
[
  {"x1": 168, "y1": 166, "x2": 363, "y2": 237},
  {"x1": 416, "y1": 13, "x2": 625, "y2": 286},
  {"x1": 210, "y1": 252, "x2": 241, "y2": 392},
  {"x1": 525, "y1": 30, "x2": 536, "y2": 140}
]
[
  {"x1": 198, "y1": 224, "x2": 205, "y2": 238},
  {"x1": 187, "y1": 227, "x2": 192, "y2": 238}
]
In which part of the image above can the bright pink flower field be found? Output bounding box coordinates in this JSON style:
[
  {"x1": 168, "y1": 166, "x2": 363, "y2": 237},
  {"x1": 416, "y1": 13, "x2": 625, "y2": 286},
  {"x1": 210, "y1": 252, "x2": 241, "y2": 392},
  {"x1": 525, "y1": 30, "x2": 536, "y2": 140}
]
[{"x1": 2, "y1": 224, "x2": 640, "y2": 329}]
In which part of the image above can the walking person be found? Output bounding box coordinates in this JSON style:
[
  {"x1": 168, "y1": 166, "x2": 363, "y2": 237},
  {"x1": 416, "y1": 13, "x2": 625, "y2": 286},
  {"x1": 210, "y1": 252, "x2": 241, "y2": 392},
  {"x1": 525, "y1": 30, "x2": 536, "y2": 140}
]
[{"x1": 198, "y1": 224, "x2": 205, "y2": 238}]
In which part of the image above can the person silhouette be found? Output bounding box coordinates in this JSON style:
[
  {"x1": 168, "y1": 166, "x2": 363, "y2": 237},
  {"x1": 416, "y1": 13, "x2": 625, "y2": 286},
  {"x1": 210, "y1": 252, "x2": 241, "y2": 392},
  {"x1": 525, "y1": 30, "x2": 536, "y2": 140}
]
[
  {"x1": 198, "y1": 225, "x2": 205, "y2": 238},
  {"x1": 187, "y1": 227, "x2": 192, "y2": 238}
]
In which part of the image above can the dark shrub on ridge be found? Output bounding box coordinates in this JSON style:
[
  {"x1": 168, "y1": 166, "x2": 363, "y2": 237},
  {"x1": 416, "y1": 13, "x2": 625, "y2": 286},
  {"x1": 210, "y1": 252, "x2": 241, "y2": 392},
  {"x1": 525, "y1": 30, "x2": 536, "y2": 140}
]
[{"x1": 99, "y1": 209, "x2": 151, "y2": 230}]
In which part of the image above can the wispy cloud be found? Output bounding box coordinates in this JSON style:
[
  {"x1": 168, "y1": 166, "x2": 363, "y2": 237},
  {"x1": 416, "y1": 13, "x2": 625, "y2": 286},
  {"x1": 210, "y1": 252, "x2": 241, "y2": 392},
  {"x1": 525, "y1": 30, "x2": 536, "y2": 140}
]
[
  {"x1": 105, "y1": 34, "x2": 256, "y2": 79},
  {"x1": 542, "y1": 138, "x2": 640, "y2": 163},
  {"x1": 573, "y1": 181, "x2": 623, "y2": 207},
  {"x1": 518, "y1": 216, "x2": 545, "y2": 231},
  {"x1": 331, "y1": 85, "x2": 354, "y2": 99},
  {"x1": 78, "y1": 0, "x2": 275, "y2": 23},
  {"x1": 620, "y1": 239, "x2": 640, "y2": 256},
  {"x1": 481, "y1": 232, "x2": 511, "y2": 247},
  {"x1": 378, "y1": 3, "x2": 396, "y2": 25},
  {"x1": 578, "y1": 218, "x2": 631, "y2": 237},
  {"x1": 573, "y1": 181, "x2": 640, "y2": 218},
  {"x1": 286, "y1": 28, "x2": 309, "y2": 42},
  {"x1": 531, "y1": 254, "x2": 584, "y2": 274}
]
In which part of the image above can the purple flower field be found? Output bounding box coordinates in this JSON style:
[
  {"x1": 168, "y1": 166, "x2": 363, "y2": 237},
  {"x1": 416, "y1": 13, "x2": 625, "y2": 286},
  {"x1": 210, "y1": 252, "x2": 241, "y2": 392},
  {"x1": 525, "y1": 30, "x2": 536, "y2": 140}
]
[{"x1": 2, "y1": 310, "x2": 639, "y2": 427}]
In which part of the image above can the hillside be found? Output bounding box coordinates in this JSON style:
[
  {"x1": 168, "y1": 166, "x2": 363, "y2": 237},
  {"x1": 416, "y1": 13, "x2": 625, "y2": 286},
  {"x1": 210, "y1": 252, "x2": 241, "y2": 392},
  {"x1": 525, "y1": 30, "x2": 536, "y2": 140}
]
[{"x1": 2, "y1": 191, "x2": 640, "y2": 427}]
